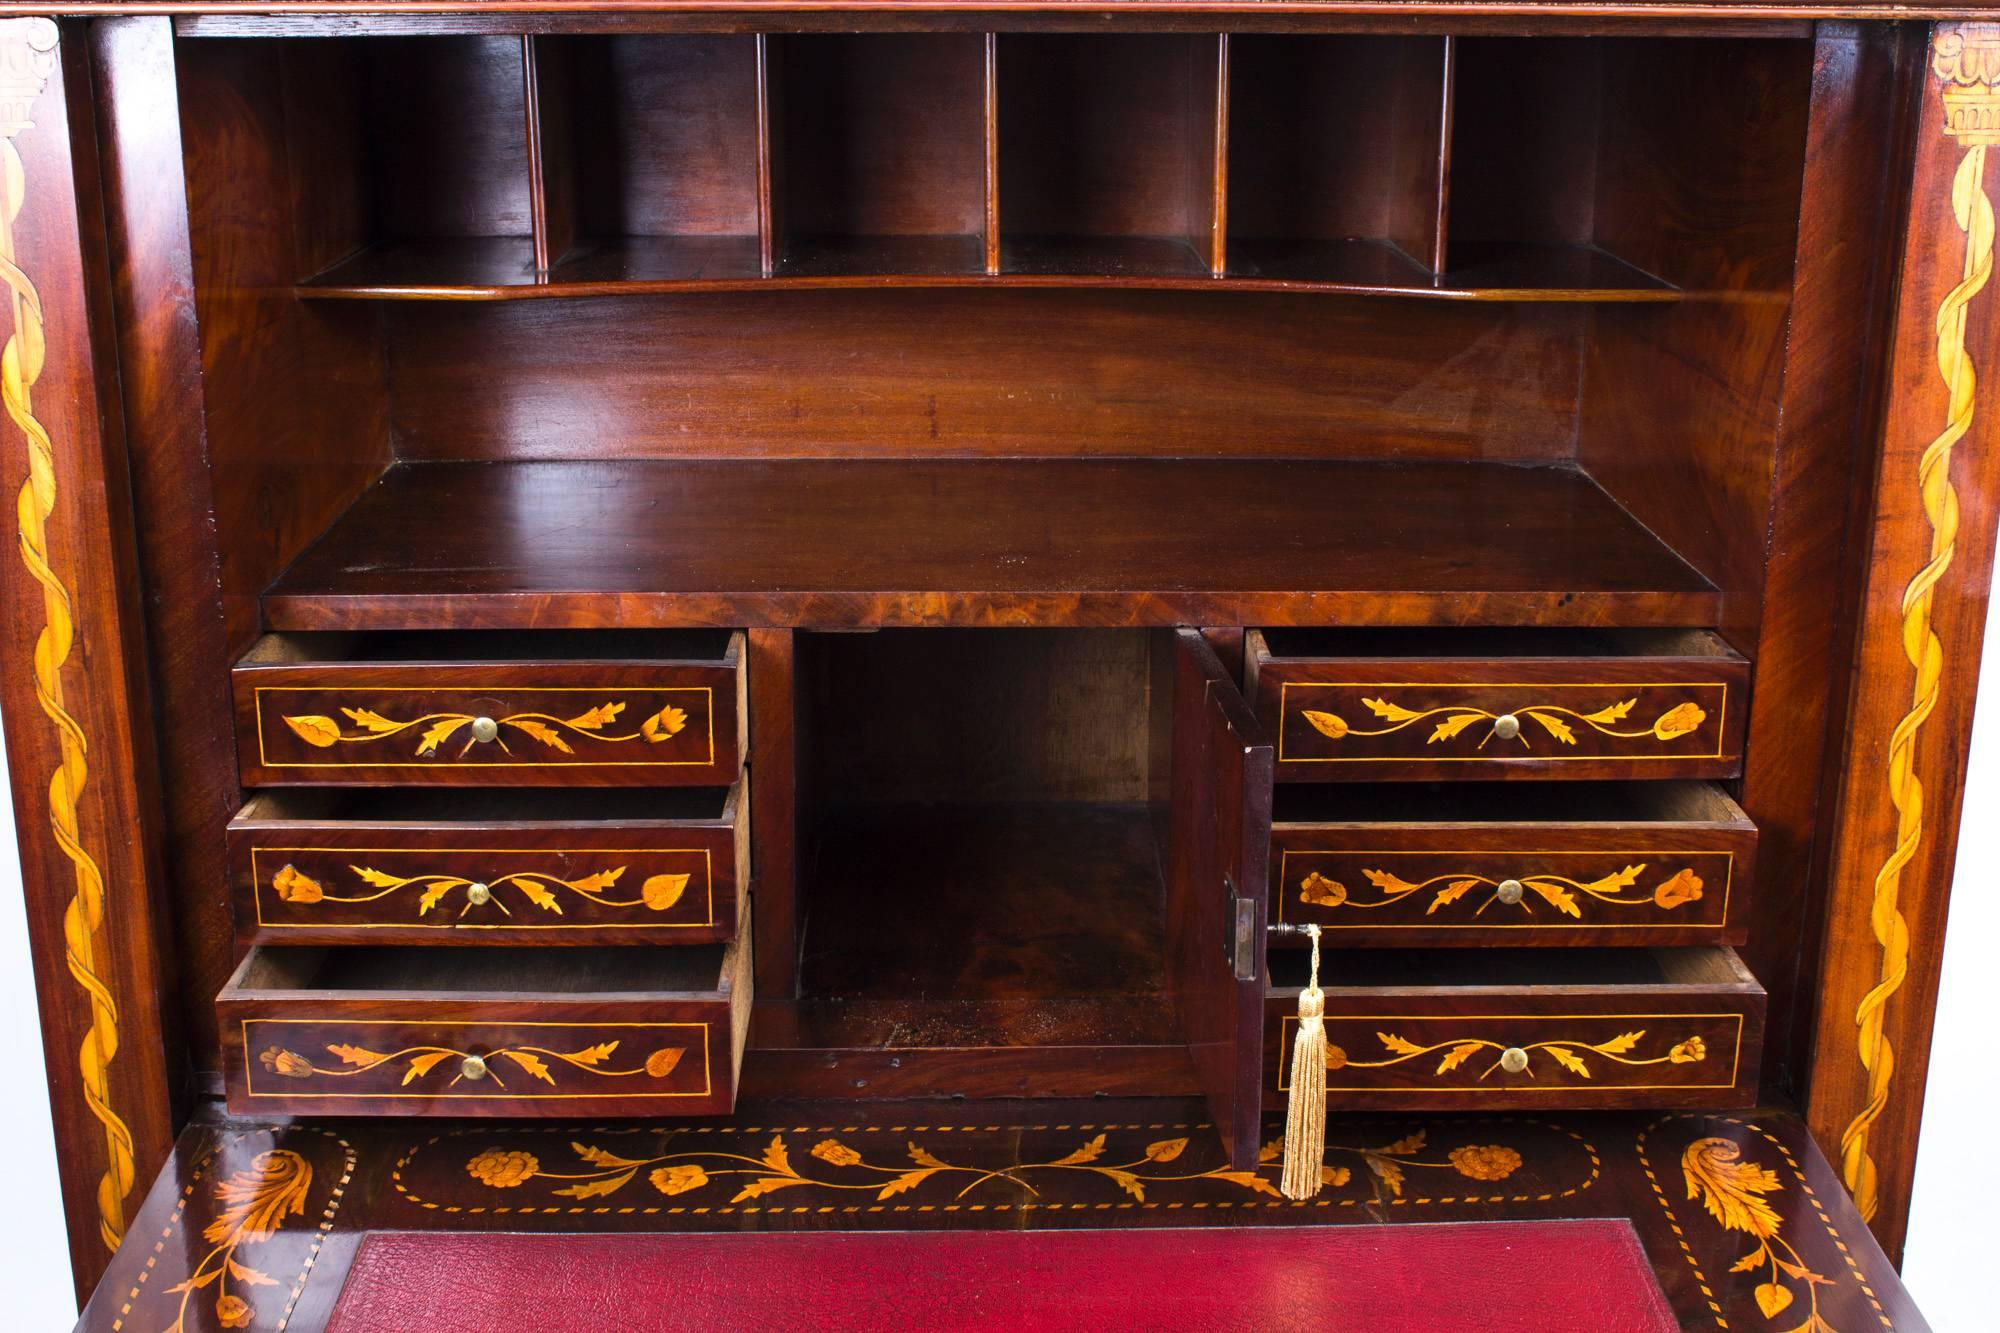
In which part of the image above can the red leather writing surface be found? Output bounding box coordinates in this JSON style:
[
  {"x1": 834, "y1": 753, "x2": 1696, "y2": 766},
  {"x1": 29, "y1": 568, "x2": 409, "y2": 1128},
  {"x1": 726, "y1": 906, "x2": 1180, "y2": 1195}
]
[{"x1": 328, "y1": 1220, "x2": 1675, "y2": 1332}]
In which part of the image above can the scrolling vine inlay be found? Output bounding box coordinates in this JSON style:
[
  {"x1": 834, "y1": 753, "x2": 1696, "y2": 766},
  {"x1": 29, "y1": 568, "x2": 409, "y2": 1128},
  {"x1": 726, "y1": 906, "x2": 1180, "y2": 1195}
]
[
  {"x1": 281, "y1": 699, "x2": 686, "y2": 757},
  {"x1": 271, "y1": 862, "x2": 691, "y2": 917},
  {"x1": 1300, "y1": 864, "x2": 1705, "y2": 918},
  {"x1": 1303, "y1": 696, "x2": 1709, "y2": 749}
]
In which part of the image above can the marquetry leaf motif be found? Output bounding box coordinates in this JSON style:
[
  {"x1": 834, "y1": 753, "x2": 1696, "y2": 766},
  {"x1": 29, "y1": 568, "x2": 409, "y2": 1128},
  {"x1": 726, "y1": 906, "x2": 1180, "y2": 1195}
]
[
  {"x1": 1527, "y1": 879, "x2": 1581, "y2": 918},
  {"x1": 1363, "y1": 869, "x2": 1422, "y2": 897},
  {"x1": 1375, "y1": 1132, "x2": 1426, "y2": 1157},
  {"x1": 732, "y1": 1176, "x2": 813, "y2": 1203},
  {"x1": 1437, "y1": 1042, "x2": 1483, "y2": 1074},
  {"x1": 554, "y1": 1170, "x2": 636, "y2": 1201},
  {"x1": 1547, "y1": 1047, "x2": 1592, "y2": 1078},
  {"x1": 1362, "y1": 698, "x2": 1423, "y2": 722},
  {"x1": 224, "y1": 1259, "x2": 276, "y2": 1288},
  {"x1": 1378, "y1": 1032, "x2": 1426, "y2": 1057},
  {"x1": 569, "y1": 867, "x2": 625, "y2": 894},
  {"x1": 204, "y1": 1150, "x2": 313, "y2": 1245},
  {"x1": 1051, "y1": 1134, "x2": 1107, "y2": 1166},
  {"x1": 643, "y1": 873, "x2": 690, "y2": 910},
  {"x1": 1583, "y1": 865, "x2": 1645, "y2": 897},
  {"x1": 1364, "y1": 1155, "x2": 1405, "y2": 1197},
  {"x1": 350, "y1": 865, "x2": 409, "y2": 889},
  {"x1": 416, "y1": 716, "x2": 473, "y2": 756},
  {"x1": 1207, "y1": 1171, "x2": 1282, "y2": 1198},
  {"x1": 908, "y1": 1143, "x2": 948, "y2": 1169},
  {"x1": 565, "y1": 701, "x2": 626, "y2": 731},
  {"x1": 508, "y1": 877, "x2": 563, "y2": 914},
  {"x1": 1681, "y1": 1137, "x2": 1784, "y2": 1240},
  {"x1": 1427, "y1": 880, "x2": 1479, "y2": 914},
  {"x1": 1303, "y1": 710, "x2": 1349, "y2": 739},
  {"x1": 566, "y1": 1042, "x2": 620, "y2": 1067},
  {"x1": 503, "y1": 1050, "x2": 556, "y2": 1084},
  {"x1": 509, "y1": 719, "x2": 573, "y2": 753},
  {"x1": 340, "y1": 707, "x2": 403, "y2": 734},
  {"x1": 1581, "y1": 698, "x2": 1637, "y2": 725},
  {"x1": 326, "y1": 1044, "x2": 384, "y2": 1067},
  {"x1": 1529, "y1": 711, "x2": 1577, "y2": 745},
  {"x1": 401, "y1": 1051, "x2": 455, "y2": 1085},
  {"x1": 877, "y1": 1169, "x2": 943, "y2": 1200},
  {"x1": 416, "y1": 880, "x2": 453, "y2": 915},
  {"x1": 1732, "y1": 1250, "x2": 1768, "y2": 1274},
  {"x1": 1595, "y1": 1031, "x2": 1645, "y2": 1056},
  {"x1": 573, "y1": 1142, "x2": 647, "y2": 1169},
  {"x1": 1430, "y1": 712, "x2": 1483, "y2": 743},
  {"x1": 1144, "y1": 1138, "x2": 1188, "y2": 1162},
  {"x1": 1102, "y1": 1170, "x2": 1145, "y2": 1202},
  {"x1": 283, "y1": 714, "x2": 342, "y2": 748},
  {"x1": 1754, "y1": 1282, "x2": 1794, "y2": 1319},
  {"x1": 762, "y1": 1135, "x2": 795, "y2": 1176}
]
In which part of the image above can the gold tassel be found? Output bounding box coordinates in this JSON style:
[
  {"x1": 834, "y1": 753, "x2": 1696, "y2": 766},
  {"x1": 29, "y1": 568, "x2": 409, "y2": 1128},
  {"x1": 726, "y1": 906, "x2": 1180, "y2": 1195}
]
[{"x1": 1281, "y1": 923, "x2": 1327, "y2": 1200}]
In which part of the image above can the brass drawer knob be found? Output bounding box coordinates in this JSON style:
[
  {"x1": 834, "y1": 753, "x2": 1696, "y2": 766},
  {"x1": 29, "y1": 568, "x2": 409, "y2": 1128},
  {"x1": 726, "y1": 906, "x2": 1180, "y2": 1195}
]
[
  {"x1": 460, "y1": 1054, "x2": 489, "y2": 1081},
  {"x1": 1492, "y1": 713, "x2": 1522, "y2": 742},
  {"x1": 1496, "y1": 879, "x2": 1525, "y2": 905},
  {"x1": 466, "y1": 882, "x2": 492, "y2": 906},
  {"x1": 470, "y1": 716, "x2": 500, "y2": 744},
  {"x1": 1499, "y1": 1046, "x2": 1530, "y2": 1074}
]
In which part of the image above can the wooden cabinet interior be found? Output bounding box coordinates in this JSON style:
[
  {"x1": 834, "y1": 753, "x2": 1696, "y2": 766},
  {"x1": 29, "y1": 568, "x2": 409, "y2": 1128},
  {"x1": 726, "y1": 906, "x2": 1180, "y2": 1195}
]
[{"x1": 150, "y1": 21, "x2": 1852, "y2": 1173}]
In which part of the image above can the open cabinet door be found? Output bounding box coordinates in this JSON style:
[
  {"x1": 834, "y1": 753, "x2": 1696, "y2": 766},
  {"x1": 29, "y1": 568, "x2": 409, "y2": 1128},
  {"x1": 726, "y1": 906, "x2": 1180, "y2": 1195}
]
[{"x1": 1166, "y1": 630, "x2": 1274, "y2": 1170}]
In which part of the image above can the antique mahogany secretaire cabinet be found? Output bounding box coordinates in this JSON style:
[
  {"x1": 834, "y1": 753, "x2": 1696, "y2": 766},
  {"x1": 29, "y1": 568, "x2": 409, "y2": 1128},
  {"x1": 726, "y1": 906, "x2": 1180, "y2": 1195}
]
[{"x1": 0, "y1": 0, "x2": 1995, "y2": 1326}]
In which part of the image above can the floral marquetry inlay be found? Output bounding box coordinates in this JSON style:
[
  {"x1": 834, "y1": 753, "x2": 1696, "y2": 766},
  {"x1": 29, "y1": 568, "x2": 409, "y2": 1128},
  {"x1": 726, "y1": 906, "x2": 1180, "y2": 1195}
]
[
  {"x1": 1301, "y1": 696, "x2": 1709, "y2": 750},
  {"x1": 270, "y1": 861, "x2": 690, "y2": 917},
  {"x1": 164, "y1": 1151, "x2": 312, "y2": 1333},
  {"x1": 1324, "y1": 1029, "x2": 1709, "y2": 1081},
  {"x1": 257, "y1": 1039, "x2": 685, "y2": 1089},
  {"x1": 1300, "y1": 863, "x2": 1705, "y2": 918},
  {"x1": 280, "y1": 699, "x2": 687, "y2": 758}
]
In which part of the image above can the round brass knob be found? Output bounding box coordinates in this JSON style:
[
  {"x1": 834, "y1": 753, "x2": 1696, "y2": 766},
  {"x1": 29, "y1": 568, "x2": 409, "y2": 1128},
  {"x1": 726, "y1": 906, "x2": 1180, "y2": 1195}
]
[
  {"x1": 1496, "y1": 878, "x2": 1525, "y2": 905},
  {"x1": 470, "y1": 716, "x2": 500, "y2": 744},
  {"x1": 1499, "y1": 1047, "x2": 1530, "y2": 1074},
  {"x1": 460, "y1": 1054, "x2": 489, "y2": 1081},
  {"x1": 466, "y1": 882, "x2": 492, "y2": 907},
  {"x1": 1493, "y1": 714, "x2": 1522, "y2": 742}
]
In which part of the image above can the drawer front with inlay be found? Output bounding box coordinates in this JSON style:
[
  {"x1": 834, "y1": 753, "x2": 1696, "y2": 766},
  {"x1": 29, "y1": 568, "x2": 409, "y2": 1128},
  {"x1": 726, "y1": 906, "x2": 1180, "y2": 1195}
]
[
  {"x1": 218, "y1": 935, "x2": 751, "y2": 1118},
  {"x1": 1248, "y1": 629, "x2": 1748, "y2": 781},
  {"x1": 1263, "y1": 946, "x2": 1763, "y2": 1110},
  {"x1": 1271, "y1": 783, "x2": 1755, "y2": 945},
  {"x1": 227, "y1": 787, "x2": 746, "y2": 946},
  {"x1": 232, "y1": 631, "x2": 744, "y2": 787}
]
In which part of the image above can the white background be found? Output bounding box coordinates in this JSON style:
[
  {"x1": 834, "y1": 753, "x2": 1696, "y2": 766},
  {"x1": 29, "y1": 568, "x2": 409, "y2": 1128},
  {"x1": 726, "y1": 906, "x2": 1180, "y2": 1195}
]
[{"x1": 0, "y1": 626, "x2": 1992, "y2": 1327}]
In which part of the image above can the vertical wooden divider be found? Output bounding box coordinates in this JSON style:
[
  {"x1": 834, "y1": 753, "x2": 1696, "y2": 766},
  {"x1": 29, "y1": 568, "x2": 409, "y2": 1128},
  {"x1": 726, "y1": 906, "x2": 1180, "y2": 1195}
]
[
  {"x1": 983, "y1": 33, "x2": 1000, "y2": 276},
  {"x1": 749, "y1": 627, "x2": 800, "y2": 1000},
  {"x1": 522, "y1": 35, "x2": 577, "y2": 275},
  {"x1": 1209, "y1": 34, "x2": 1230, "y2": 276},
  {"x1": 1428, "y1": 35, "x2": 1457, "y2": 276},
  {"x1": 757, "y1": 33, "x2": 784, "y2": 277}
]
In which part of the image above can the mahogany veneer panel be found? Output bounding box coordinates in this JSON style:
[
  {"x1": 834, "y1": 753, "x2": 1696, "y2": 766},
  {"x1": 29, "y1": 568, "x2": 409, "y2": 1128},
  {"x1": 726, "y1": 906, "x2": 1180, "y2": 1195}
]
[
  {"x1": 227, "y1": 785, "x2": 746, "y2": 946},
  {"x1": 1265, "y1": 945, "x2": 1765, "y2": 1110},
  {"x1": 1270, "y1": 781, "x2": 1756, "y2": 945},
  {"x1": 262, "y1": 460, "x2": 1720, "y2": 629}
]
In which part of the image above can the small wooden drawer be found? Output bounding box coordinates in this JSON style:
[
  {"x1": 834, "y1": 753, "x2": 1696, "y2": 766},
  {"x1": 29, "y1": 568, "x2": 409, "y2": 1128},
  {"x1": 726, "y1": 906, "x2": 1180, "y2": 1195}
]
[
  {"x1": 227, "y1": 785, "x2": 747, "y2": 946},
  {"x1": 1265, "y1": 946, "x2": 1763, "y2": 1110},
  {"x1": 1272, "y1": 782, "x2": 1754, "y2": 946},
  {"x1": 218, "y1": 934, "x2": 752, "y2": 1117},
  {"x1": 1248, "y1": 628, "x2": 1748, "y2": 781},
  {"x1": 232, "y1": 629, "x2": 744, "y2": 787}
]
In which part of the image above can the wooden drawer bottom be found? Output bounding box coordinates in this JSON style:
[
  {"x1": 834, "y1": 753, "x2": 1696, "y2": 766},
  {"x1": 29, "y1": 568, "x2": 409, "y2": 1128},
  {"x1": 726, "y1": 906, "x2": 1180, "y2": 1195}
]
[
  {"x1": 219, "y1": 929, "x2": 751, "y2": 1117},
  {"x1": 1265, "y1": 946, "x2": 1761, "y2": 1110}
]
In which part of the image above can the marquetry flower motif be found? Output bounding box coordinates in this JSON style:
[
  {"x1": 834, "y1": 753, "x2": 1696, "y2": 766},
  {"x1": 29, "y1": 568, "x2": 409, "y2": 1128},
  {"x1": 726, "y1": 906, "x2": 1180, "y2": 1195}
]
[
  {"x1": 165, "y1": 1149, "x2": 312, "y2": 1333},
  {"x1": 279, "y1": 699, "x2": 690, "y2": 758},
  {"x1": 1301, "y1": 695, "x2": 1712, "y2": 751},
  {"x1": 812, "y1": 1138, "x2": 864, "y2": 1167},
  {"x1": 1681, "y1": 1137, "x2": 1839, "y2": 1330},
  {"x1": 467, "y1": 1149, "x2": 541, "y2": 1189},
  {"x1": 650, "y1": 1164, "x2": 709, "y2": 1195},
  {"x1": 1653, "y1": 702, "x2": 1708, "y2": 740},
  {"x1": 1299, "y1": 872, "x2": 1348, "y2": 907},
  {"x1": 1654, "y1": 868, "x2": 1705, "y2": 909},
  {"x1": 256, "y1": 1040, "x2": 685, "y2": 1088},
  {"x1": 271, "y1": 864, "x2": 323, "y2": 904},
  {"x1": 1306, "y1": 863, "x2": 1707, "y2": 919},
  {"x1": 1448, "y1": 1145, "x2": 1524, "y2": 1181},
  {"x1": 1323, "y1": 1029, "x2": 1709, "y2": 1081}
]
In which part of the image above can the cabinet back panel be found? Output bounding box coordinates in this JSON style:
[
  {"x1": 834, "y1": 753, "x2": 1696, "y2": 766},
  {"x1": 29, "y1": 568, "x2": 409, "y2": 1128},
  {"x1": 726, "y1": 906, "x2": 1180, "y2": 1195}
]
[
  {"x1": 383, "y1": 291, "x2": 1583, "y2": 461},
  {"x1": 367, "y1": 37, "x2": 533, "y2": 239}
]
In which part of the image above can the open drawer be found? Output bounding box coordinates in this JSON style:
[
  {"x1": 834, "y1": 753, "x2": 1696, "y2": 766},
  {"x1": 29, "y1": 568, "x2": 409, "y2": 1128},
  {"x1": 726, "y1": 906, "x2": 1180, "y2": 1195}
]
[
  {"x1": 218, "y1": 931, "x2": 751, "y2": 1117},
  {"x1": 1271, "y1": 781, "x2": 1755, "y2": 945},
  {"x1": 227, "y1": 785, "x2": 747, "y2": 946},
  {"x1": 231, "y1": 629, "x2": 744, "y2": 786},
  {"x1": 1265, "y1": 945, "x2": 1763, "y2": 1110},
  {"x1": 1248, "y1": 628, "x2": 1748, "y2": 781}
]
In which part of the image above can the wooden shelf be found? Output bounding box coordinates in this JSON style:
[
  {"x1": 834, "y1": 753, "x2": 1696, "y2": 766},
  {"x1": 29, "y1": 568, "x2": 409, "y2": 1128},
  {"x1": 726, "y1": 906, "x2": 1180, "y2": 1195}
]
[
  {"x1": 299, "y1": 236, "x2": 1676, "y2": 301},
  {"x1": 261, "y1": 458, "x2": 1719, "y2": 629}
]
